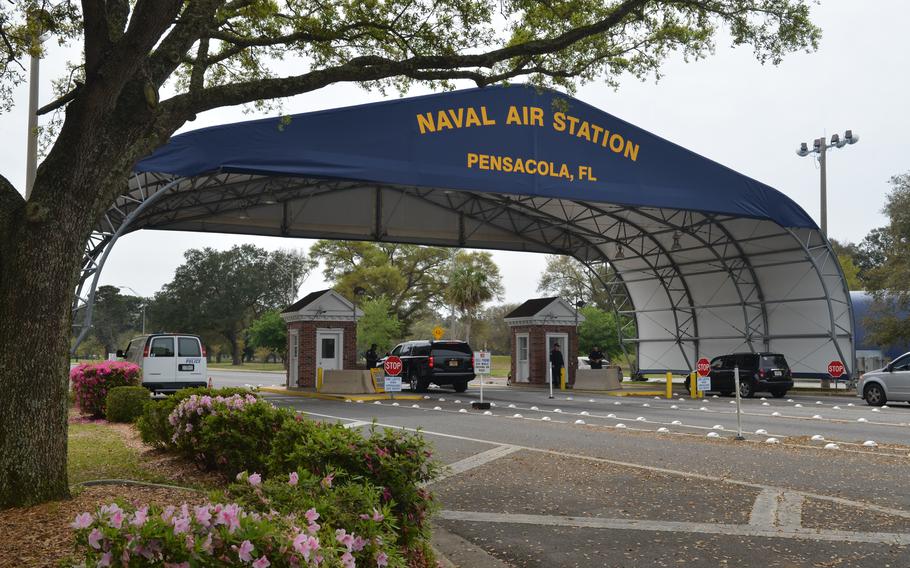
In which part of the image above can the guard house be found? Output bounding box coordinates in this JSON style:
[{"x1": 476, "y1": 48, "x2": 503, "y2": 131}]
[
  {"x1": 281, "y1": 289, "x2": 363, "y2": 388},
  {"x1": 504, "y1": 297, "x2": 585, "y2": 386}
]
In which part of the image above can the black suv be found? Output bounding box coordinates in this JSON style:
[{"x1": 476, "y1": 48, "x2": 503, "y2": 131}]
[
  {"x1": 688, "y1": 352, "x2": 793, "y2": 398},
  {"x1": 379, "y1": 340, "x2": 475, "y2": 393}
]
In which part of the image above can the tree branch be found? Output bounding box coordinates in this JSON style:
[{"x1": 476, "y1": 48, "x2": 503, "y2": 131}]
[{"x1": 81, "y1": 0, "x2": 111, "y2": 75}]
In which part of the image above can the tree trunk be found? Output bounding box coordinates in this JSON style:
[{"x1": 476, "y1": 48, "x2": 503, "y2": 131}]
[
  {"x1": 0, "y1": 185, "x2": 89, "y2": 507},
  {"x1": 227, "y1": 331, "x2": 241, "y2": 365}
]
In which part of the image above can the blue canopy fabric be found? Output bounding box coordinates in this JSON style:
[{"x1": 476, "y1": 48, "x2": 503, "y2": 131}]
[{"x1": 136, "y1": 85, "x2": 816, "y2": 229}]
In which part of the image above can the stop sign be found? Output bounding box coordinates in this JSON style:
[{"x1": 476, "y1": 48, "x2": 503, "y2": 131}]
[
  {"x1": 696, "y1": 358, "x2": 711, "y2": 377},
  {"x1": 384, "y1": 356, "x2": 403, "y2": 377},
  {"x1": 828, "y1": 360, "x2": 845, "y2": 378}
]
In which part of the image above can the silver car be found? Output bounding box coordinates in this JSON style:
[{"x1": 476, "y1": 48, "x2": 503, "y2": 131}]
[{"x1": 857, "y1": 351, "x2": 910, "y2": 406}]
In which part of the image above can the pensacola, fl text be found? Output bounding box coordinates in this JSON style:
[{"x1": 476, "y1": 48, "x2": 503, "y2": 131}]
[{"x1": 466, "y1": 152, "x2": 598, "y2": 182}]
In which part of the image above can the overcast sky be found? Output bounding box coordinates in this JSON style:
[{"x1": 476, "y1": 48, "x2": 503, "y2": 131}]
[{"x1": 1, "y1": 0, "x2": 907, "y2": 304}]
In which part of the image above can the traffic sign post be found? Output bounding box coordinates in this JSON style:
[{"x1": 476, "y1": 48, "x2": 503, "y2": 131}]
[
  {"x1": 695, "y1": 357, "x2": 711, "y2": 398},
  {"x1": 733, "y1": 366, "x2": 745, "y2": 441},
  {"x1": 828, "y1": 360, "x2": 845, "y2": 389},
  {"x1": 383, "y1": 356, "x2": 403, "y2": 400},
  {"x1": 473, "y1": 350, "x2": 492, "y2": 410}
]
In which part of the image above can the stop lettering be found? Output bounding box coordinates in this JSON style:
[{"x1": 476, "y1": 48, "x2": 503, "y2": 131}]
[
  {"x1": 696, "y1": 358, "x2": 711, "y2": 377},
  {"x1": 384, "y1": 356, "x2": 403, "y2": 377},
  {"x1": 827, "y1": 360, "x2": 845, "y2": 378}
]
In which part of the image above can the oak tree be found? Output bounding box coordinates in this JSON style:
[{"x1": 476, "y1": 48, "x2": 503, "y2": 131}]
[{"x1": 0, "y1": 0, "x2": 819, "y2": 506}]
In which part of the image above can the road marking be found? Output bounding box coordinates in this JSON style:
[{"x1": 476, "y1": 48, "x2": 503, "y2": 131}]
[
  {"x1": 438, "y1": 510, "x2": 910, "y2": 545},
  {"x1": 777, "y1": 491, "x2": 804, "y2": 529},
  {"x1": 342, "y1": 420, "x2": 369, "y2": 429},
  {"x1": 431, "y1": 445, "x2": 521, "y2": 484},
  {"x1": 749, "y1": 489, "x2": 780, "y2": 528},
  {"x1": 290, "y1": 408, "x2": 910, "y2": 521}
]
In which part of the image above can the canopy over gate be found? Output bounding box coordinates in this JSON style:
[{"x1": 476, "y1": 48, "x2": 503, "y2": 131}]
[{"x1": 76, "y1": 85, "x2": 854, "y2": 378}]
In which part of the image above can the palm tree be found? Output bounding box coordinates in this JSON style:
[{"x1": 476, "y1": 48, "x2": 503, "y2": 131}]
[{"x1": 446, "y1": 251, "x2": 504, "y2": 343}]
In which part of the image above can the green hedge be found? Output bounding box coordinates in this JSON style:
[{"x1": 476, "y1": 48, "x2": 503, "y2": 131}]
[{"x1": 104, "y1": 386, "x2": 150, "y2": 423}]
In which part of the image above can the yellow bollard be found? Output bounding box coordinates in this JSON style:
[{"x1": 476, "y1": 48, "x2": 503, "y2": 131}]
[
  {"x1": 690, "y1": 372, "x2": 698, "y2": 399},
  {"x1": 666, "y1": 371, "x2": 673, "y2": 399},
  {"x1": 317, "y1": 367, "x2": 324, "y2": 391},
  {"x1": 560, "y1": 368, "x2": 567, "y2": 390}
]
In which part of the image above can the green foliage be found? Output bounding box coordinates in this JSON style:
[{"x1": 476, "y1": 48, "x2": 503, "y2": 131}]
[
  {"x1": 836, "y1": 253, "x2": 863, "y2": 291},
  {"x1": 357, "y1": 296, "x2": 403, "y2": 355},
  {"x1": 863, "y1": 173, "x2": 910, "y2": 347},
  {"x1": 310, "y1": 241, "x2": 449, "y2": 332},
  {"x1": 248, "y1": 310, "x2": 288, "y2": 357},
  {"x1": 147, "y1": 245, "x2": 312, "y2": 364},
  {"x1": 104, "y1": 386, "x2": 150, "y2": 423},
  {"x1": 469, "y1": 303, "x2": 519, "y2": 354},
  {"x1": 69, "y1": 361, "x2": 142, "y2": 418},
  {"x1": 269, "y1": 418, "x2": 441, "y2": 548},
  {"x1": 537, "y1": 255, "x2": 615, "y2": 310},
  {"x1": 445, "y1": 251, "x2": 504, "y2": 342},
  {"x1": 578, "y1": 306, "x2": 622, "y2": 358},
  {"x1": 85, "y1": 285, "x2": 145, "y2": 354},
  {"x1": 136, "y1": 387, "x2": 258, "y2": 449}
]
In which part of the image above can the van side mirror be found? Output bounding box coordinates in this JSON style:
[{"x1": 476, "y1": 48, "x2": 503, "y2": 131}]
[{"x1": 116, "y1": 349, "x2": 124, "y2": 358}]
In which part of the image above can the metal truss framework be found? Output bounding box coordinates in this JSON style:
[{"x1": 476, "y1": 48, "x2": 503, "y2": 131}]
[{"x1": 74, "y1": 172, "x2": 855, "y2": 378}]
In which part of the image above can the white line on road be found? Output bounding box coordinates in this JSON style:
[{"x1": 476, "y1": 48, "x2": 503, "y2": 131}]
[
  {"x1": 431, "y1": 445, "x2": 521, "y2": 484},
  {"x1": 438, "y1": 510, "x2": 910, "y2": 545},
  {"x1": 342, "y1": 420, "x2": 370, "y2": 429},
  {"x1": 749, "y1": 489, "x2": 780, "y2": 528}
]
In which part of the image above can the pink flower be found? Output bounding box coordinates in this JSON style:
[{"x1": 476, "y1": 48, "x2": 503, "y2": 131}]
[
  {"x1": 70, "y1": 512, "x2": 93, "y2": 529},
  {"x1": 352, "y1": 536, "x2": 367, "y2": 552},
  {"x1": 292, "y1": 533, "x2": 320, "y2": 560},
  {"x1": 304, "y1": 508, "x2": 320, "y2": 524},
  {"x1": 341, "y1": 551, "x2": 355, "y2": 568},
  {"x1": 200, "y1": 533, "x2": 214, "y2": 553},
  {"x1": 88, "y1": 528, "x2": 103, "y2": 550},
  {"x1": 194, "y1": 505, "x2": 212, "y2": 526},
  {"x1": 321, "y1": 473, "x2": 334, "y2": 488},
  {"x1": 131, "y1": 507, "x2": 148, "y2": 527},
  {"x1": 252, "y1": 556, "x2": 271, "y2": 568},
  {"x1": 335, "y1": 528, "x2": 354, "y2": 550},
  {"x1": 236, "y1": 539, "x2": 255, "y2": 562},
  {"x1": 173, "y1": 516, "x2": 190, "y2": 535},
  {"x1": 288, "y1": 472, "x2": 299, "y2": 486},
  {"x1": 97, "y1": 551, "x2": 112, "y2": 567},
  {"x1": 359, "y1": 509, "x2": 384, "y2": 522},
  {"x1": 248, "y1": 472, "x2": 262, "y2": 486},
  {"x1": 376, "y1": 551, "x2": 389, "y2": 567},
  {"x1": 109, "y1": 510, "x2": 124, "y2": 529}
]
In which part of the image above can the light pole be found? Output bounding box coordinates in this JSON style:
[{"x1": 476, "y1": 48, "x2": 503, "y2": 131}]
[
  {"x1": 118, "y1": 286, "x2": 146, "y2": 334},
  {"x1": 796, "y1": 130, "x2": 859, "y2": 236},
  {"x1": 25, "y1": 32, "x2": 48, "y2": 200}
]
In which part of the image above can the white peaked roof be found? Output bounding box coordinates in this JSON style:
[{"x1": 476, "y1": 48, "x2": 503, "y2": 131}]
[
  {"x1": 504, "y1": 297, "x2": 586, "y2": 327},
  {"x1": 281, "y1": 289, "x2": 364, "y2": 322}
]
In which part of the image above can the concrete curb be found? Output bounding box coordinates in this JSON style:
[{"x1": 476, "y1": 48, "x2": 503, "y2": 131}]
[{"x1": 431, "y1": 523, "x2": 512, "y2": 567}]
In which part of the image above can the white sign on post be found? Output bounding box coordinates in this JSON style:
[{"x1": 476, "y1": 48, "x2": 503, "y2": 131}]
[
  {"x1": 697, "y1": 376, "x2": 711, "y2": 392},
  {"x1": 474, "y1": 351, "x2": 491, "y2": 375},
  {"x1": 383, "y1": 375, "x2": 402, "y2": 392}
]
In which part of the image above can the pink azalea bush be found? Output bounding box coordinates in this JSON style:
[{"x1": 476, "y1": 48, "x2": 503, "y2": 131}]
[
  {"x1": 70, "y1": 361, "x2": 142, "y2": 417},
  {"x1": 71, "y1": 472, "x2": 403, "y2": 567}
]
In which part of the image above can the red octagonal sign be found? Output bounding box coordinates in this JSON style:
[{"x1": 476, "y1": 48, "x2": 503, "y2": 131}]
[
  {"x1": 384, "y1": 356, "x2": 403, "y2": 377},
  {"x1": 696, "y1": 358, "x2": 711, "y2": 377},
  {"x1": 828, "y1": 360, "x2": 845, "y2": 379}
]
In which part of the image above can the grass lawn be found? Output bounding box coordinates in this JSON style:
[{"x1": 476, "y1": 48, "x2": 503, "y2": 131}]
[
  {"x1": 68, "y1": 422, "x2": 164, "y2": 485},
  {"x1": 491, "y1": 355, "x2": 510, "y2": 377},
  {"x1": 208, "y1": 361, "x2": 285, "y2": 372}
]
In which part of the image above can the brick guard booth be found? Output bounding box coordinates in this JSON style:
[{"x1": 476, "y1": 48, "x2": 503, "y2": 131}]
[
  {"x1": 504, "y1": 297, "x2": 584, "y2": 387},
  {"x1": 281, "y1": 289, "x2": 362, "y2": 389}
]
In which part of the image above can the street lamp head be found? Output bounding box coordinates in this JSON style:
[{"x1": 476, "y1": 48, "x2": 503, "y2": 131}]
[
  {"x1": 830, "y1": 133, "x2": 841, "y2": 147},
  {"x1": 845, "y1": 130, "x2": 859, "y2": 144},
  {"x1": 813, "y1": 138, "x2": 823, "y2": 151},
  {"x1": 796, "y1": 142, "x2": 809, "y2": 157}
]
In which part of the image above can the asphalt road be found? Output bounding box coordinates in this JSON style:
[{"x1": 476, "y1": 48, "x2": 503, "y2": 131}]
[{"x1": 259, "y1": 385, "x2": 910, "y2": 567}]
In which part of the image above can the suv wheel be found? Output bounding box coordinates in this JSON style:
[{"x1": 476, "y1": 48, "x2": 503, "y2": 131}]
[
  {"x1": 738, "y1": 379, "x2": 755, "y2": 398},
  {"x1": 770, "y1": 388, "x2": 787, "y2": 398},
  {"x1": 864, "y1": 383, "x2": 886, "y2": 407},
  {"x1": 453, "y1": 380, "x2": 468, "y2": 393},
  {"x1": 413, "y1": 372, "x2": 430, "y2": 393}
]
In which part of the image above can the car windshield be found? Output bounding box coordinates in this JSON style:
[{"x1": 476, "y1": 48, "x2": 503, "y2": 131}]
[{"x1": 760, "y1": 355, "x2": 788, "y2": 369}]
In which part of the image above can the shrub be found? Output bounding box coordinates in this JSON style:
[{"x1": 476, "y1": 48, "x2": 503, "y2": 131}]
[
  {"x1": 70, "y1": 492, "x2": 403, "y2": 567},
  {"x1": 69, "y1": 361, "x2": 141, "y2": 418},
  {"x1": 136, "y1": 387, "x2": 259, "y2": 449},
  {"x1": 170, "y1": 394, "x2": 288, "y2": 477},
  {"x1": 269, "y1": 418, "x2": 441, "y2": 549},
  {"x1": 104, "y1": 386, "x2": 151, "y2": 423}
]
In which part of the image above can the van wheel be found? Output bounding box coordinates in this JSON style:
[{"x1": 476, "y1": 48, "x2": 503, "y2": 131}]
[
  {"x1": 864, "y1": 383, "x2": 886, "y2": 407},
  {"x1": 453, "y1": 381, "x2": 468, "y2": 393}
]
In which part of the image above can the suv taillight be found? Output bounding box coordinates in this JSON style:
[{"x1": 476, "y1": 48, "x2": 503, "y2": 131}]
[
  {"x1": 471, "y1": 354, "x2": 475, "y2": 368},
  {"x1": 758, "y1": 369, "x2": 766, "y2": 379},
  {"x1": 428, "y1": 356, "x2": 434, "y2": 369}
]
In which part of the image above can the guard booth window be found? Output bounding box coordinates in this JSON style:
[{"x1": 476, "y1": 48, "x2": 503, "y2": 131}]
[{"x1": 321, "y1": 338, "x2": 335, "y2": 359}]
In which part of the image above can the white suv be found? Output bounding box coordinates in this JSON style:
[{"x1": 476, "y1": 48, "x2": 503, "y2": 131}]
[
  {"x1": 119, "y1": 334, "x2": 208, "y2": 394},
  {"x1": 857, "y1": 351, "x2": 910, "y2": 406}
]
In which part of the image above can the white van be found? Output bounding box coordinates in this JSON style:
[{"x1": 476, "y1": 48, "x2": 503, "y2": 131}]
[{"x1": 119, "y1": 334, "x2": 208, "y2": 393}]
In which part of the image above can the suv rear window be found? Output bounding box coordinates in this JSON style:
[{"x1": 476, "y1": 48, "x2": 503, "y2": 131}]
[
  {"x1": 760, "y1": 355, "x2": 788, "y2": 369},
  {"x1": 431, "y1": 342, "x2": 472, "y2": 357}
]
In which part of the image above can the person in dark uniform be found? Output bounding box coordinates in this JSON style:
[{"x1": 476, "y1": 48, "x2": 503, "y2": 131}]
[
  {"x1": 588, "y1": 345, "x2": 605, "y2": 369},
  {"x1": 365, "y1": 344, "x2": 379, "y2": 369},
  {"x1": 550, "y1": 342, "x2": 564, "y2": 388}
]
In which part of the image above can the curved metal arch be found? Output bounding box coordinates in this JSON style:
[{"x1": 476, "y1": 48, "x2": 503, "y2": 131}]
[
  {"x1": 782, "y1": 227, "x2": 852, "y2": 375},
  {"x1": 626, "y1": 207, "x2": 768, "y2": 356},
  {"x1": 71, "y1": 177, "x2": 182, "y2": 354}
]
